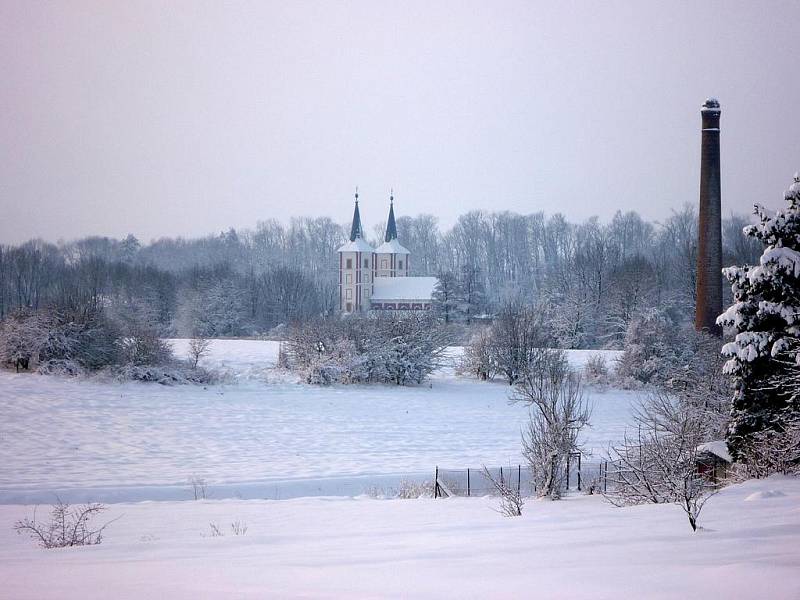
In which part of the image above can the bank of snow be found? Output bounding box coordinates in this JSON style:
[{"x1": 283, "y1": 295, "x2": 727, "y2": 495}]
[{"x1": 0, "y1": 476, "x2": 798, "y2": 599}]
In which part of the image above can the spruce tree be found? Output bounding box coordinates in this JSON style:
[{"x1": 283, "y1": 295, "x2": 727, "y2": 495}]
[{"x1": 717, "y1": 173, "x2": 800, "y2": 460}]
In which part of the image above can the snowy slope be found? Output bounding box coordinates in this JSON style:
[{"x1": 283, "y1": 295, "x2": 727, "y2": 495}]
[
  {"x1": 0, "y1": 476, "x2": 798, "y2": 599},
  {"x1": 0, "y1": 340, "x2": 631, "y2": 503}
]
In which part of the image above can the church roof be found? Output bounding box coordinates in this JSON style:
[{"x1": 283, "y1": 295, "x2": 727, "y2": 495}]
[
  {"x1": 337, "y1": 237, "x2": 375, "y2": 253},
  {"x1": 374, "y1": 238, "x2": 410, "y2": 255},
  {"x1": 371, "y1": 277, "x2": 437, "y2": 301},
  {"x1": 349, "y1": 191, "x2": 364, "y2": 242},
  {"x1": 384, "y1": 194, "x2": 398, "y2": 242}
]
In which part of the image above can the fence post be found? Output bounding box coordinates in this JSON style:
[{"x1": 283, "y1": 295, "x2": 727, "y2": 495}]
[
  {"x1": 435, "y1": 465, "x2": 439, "y2": 499},
  {"x1": 467, "y1": 468, "x2": 471, "y2": 497},
  {"x1": 500, "y1": 466, "x2": 504, "y2": 486},
  {"x1": 517, "y1": 464, "x2": 521, "y2": 493},
  {"x1": 565, "y1": 455, "x2": 570, "y2": 490},
  {"x1": 603, "y1": 460, "x2": 608, "y2": 493},
  {"x1": 577, "y1": 454, "x2": 582, "y2": 491}
]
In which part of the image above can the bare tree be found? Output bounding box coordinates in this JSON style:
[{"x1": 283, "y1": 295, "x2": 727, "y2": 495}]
[
  {"x1": 188, "y1": 336, "x2": 212, "y2": 369},
  {"x1": 488, "y1": 300, "x2": 551, "y2": 385},
  {"x1": 605, "y1": 391, "x2": 718, "y2": 531},
  {"x1": 514, "y1": 350, "x2": 591, "y2": 499}
]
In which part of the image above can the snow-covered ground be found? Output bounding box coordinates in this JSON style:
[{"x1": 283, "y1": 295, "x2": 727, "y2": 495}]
[
  {"x1": 2, "y1": 340, "x2": 799, "y2": 598},
  {"x1": 0, "y1": 340, "x2": 631, "y2": 503},
  {"x1": 0, "y1": 476, "x2": 798, "y2": 599}
]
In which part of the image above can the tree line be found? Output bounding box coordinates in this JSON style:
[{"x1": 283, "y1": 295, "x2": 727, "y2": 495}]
[{"x1": 0, "y1": 208, "x2": 760, "y2": 345}]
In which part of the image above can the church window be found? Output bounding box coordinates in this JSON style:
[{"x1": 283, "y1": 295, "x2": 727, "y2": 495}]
[
  {"x1": 345, "y1": 274, "x2": 352, "y2": 284},
  {"x1": 399, "y1": 260, "x2": 403, "y2": 269},
  {"x1": 364, "y1": 259, "x2": 369, "y2": 268},
  {"x1": 381, "y1": 259, "x2": 388, "y2": 269},
  {"x1": 346, "y1": 302, "x2": 352, "y2": 312},
  {"x1": 346, "y1": 258, "x2": 352, "y2": 269},
  {"x1": 345, "y1": 289, "x2": 352, "y2": 300}
]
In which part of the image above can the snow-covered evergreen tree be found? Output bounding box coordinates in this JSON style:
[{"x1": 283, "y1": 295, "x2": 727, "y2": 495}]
[
  {"x1": 431, "y1": 270, "x2": 460, "y2": 324},
  {"x1": 717, "y1": 173, "x2": 800, "y2": 460}
]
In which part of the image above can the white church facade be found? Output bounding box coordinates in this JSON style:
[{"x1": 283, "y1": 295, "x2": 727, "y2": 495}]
[{"x1": 337, "y1": 191, "x2": 437, "y2": 313}]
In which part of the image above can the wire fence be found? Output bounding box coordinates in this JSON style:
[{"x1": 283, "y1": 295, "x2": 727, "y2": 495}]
[{"x1": 434, "y1": 456, "x2": 612, "y2": 498}]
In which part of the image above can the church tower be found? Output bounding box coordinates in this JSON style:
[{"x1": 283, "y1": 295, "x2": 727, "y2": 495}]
[
  {"x1": 374, "y1": 191, "x2": 410, "y2": 278},
  {"x1": 337, "y1": 189, "x2": 374, "y2": 313}
]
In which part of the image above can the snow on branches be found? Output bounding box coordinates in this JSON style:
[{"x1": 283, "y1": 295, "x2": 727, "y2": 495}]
[{"x1": 717, "y1": 172, "x2": 800, "y2": 460}]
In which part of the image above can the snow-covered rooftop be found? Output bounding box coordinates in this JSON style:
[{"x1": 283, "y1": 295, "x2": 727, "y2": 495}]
[
  {"x1": 697, "y1": 440, "x2": 733, "y2": 463},
  {"x1": 337, "y1": 238, "x2": 375, "y2": 253},
  {"x1": 371, "y1": 276, "x2": 437, "y2": 301},
  {"x1": 374, "y1": 238, "x2": 410, "y2": 255}
]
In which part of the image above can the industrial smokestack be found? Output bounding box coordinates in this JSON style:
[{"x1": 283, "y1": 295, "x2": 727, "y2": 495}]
[{"x1": 695, "y1": 98, "x2": 723, "y2": 335}]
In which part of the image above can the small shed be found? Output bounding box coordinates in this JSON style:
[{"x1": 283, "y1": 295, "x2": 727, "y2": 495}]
[{"x1": 696, "y1": 440, "x2": 733, "y2": 483}]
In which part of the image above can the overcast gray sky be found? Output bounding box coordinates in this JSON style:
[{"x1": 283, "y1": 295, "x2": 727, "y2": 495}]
[{"x1": 1, "y1": 0, "x2": 798, "y2": 244}]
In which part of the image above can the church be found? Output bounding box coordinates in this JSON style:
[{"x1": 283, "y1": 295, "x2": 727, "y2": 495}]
[{"x1": 337, "y1": 191, "x2": 437, "y2": 313}]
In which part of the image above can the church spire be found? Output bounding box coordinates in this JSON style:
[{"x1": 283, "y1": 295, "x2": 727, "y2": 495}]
[
  {"x1": 349, "y1": 187, "x2": 364, "y2": 241},
  {"x1": 384, "y1": 189, "x2": 397, "y2": 242}
]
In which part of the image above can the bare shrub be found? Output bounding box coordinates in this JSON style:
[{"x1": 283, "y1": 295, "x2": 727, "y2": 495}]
[
  {"x1": 365, "y1": 485, "x2": 391, "y2": 499},
  {"x1": 396, "y1": 479, "x2": 433, "y2": 499},
  {"x1": 461, "y1": 327, "x2": 496, "y2": 380},
  {"x1": 14, "y1": 500, "x2": 117, "y2": 548},
  {"x1": 514, "y1": 350, "x2": 591, "y2": 500},
  {"x1": 604, "y1": 391, "x2": 719, "y2": 532},
  {"x1": 489, "y1": 300, "x2": 552, "y2": 385},
  {"x1": 229, "y1": 520, "x2": 248, "y2": 536},
  {"x1": 482, "y1": 466, "x2": 524, "y2": 516},
  {"x1": 731, "y1": 413, "x2": 800, "y2": 479},
  {"x1": 204, "y1": 520, "x2": 248, "y2": 538},
  {"x1": 584, "y1": 353, "x2": 609, "y2": 385},
  {"x1": 188, "y1": 337, "x2": 212, "y2": 369},
  {"x1": 189, "y1": 476, "x2": 208, "y2": 500}
]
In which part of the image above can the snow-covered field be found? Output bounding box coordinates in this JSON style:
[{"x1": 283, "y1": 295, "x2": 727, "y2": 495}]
[
  {"x1": 1, "y1": 340, "x2": 799, "y2": 598},
  {"x1": 0, "y1": 476, "x2": 798, "y2": 599},
  {"x1": 0, "y1": 340, "x2": 632, "y2": 503}
]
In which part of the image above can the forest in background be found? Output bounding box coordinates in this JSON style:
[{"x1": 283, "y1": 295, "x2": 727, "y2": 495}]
[{"x1": 0, "y1": 206, "x2": 761, "y2": 349}]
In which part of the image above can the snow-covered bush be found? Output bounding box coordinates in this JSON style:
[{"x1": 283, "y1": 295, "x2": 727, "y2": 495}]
[
  {"x1": 615, "y1": 307, "x2": 688, "y2": 386},
  {"x1": 285, "y1": 313, "x2": 449, "y2": 386},
  {"x1": 0, "y1": 308, "x2": 120, "y2": 372},
  {"x1": 461, "y1": 326, "x2": 497, "y2": 380},
  {"x1": 717, "y1": 173, "x2": 800, "y2": 461},
  {"x1": 0, "y1": 304, "x2": 221, "y2": 384},
  {"x1": 0, "y1": 308, "x2": 54, "y2": 370},
  {"x1": 109, "y1": 363, "x2": 217, "y2": 385},
  {"x1": 37, "y1": 358, "x2": 86, "y2": 377},
  {"x1": 583, "y1": 354, "x2": 609, "y2": 386},
  {"x1": 462, "y1": 300, "x2": 553, "y2": 385}
]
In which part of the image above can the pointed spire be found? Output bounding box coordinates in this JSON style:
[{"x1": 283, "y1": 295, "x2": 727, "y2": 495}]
[
  {"x1": 349, "y1": 187, "x2": 364, "y2": 241},
  {"x1": 384, "y1": 189, "x2": 397, "y2": 242}
]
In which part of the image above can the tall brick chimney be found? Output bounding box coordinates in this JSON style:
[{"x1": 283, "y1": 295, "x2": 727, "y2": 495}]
[{"x1": 695, "y1": 98, "x2": 723, "y2": 335}]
